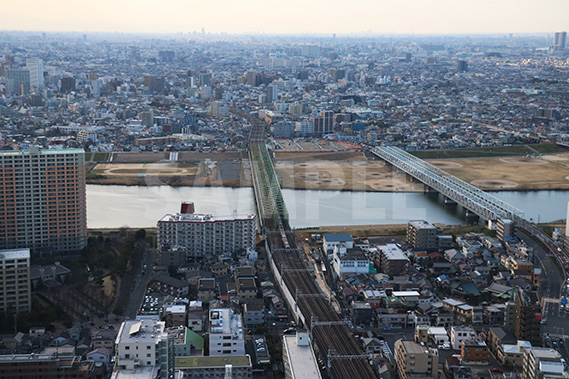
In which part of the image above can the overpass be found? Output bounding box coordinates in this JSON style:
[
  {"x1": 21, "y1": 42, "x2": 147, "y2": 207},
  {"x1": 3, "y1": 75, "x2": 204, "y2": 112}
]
[{"x1": 372, "y1": 146, "x2": 524, "y2": 224}]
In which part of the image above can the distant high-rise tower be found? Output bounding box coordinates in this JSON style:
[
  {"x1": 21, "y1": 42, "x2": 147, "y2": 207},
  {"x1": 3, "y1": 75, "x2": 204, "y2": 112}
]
[
  {"x1": 554, "y1": 32, "x2": 567, "y2": 52},
  {"x1": 266, "y1": 85, "x2": 278, "y2": 103},
  {"x1": 0, "y1": 147, "x2": 87, "y2": 255},
  {"x1": 26, "y1": 58, "x2": 44, "y2": 90},
  {"x1": 4, "y1": 69, "x2": 30, "y2": 95},
  {"x1": 457, "y1": 60, "x2": 468, "y2": 73}
]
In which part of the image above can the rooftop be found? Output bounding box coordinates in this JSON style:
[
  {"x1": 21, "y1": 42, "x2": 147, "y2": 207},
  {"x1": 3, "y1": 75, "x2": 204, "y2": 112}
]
[
  {"x1": 379, "y1": 244, "x2": 409, "y2": 261},
  {"x1": 209, "y1": 308, "x2": 243, "y2": 339},
  {"x1": 282, "y1": 334, "x2": 322, "y2": 379},
  {"x1": 323, "y1": 233, "x2": 353, "y2": 243},
  {"x1": 116, "y1": 317, "x2": 166, "y2": 344},
  {"x1": 175, "y1": 355, "x2": 251, "y2": 368},
  {"x1": 158, "y1": 212, "x2": 255, "y2": 223},
  {"x1": 0, "y1": 248, "x2": 30, "y2": 261},
  {"x1": 409, "y1": 220, "x2": 437, "y2": 230}
]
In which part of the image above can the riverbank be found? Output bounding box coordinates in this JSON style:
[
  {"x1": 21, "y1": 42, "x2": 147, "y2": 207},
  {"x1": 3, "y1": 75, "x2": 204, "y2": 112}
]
[{"x1": 85, "y1": 149, "x2": 569, "y2": 192}]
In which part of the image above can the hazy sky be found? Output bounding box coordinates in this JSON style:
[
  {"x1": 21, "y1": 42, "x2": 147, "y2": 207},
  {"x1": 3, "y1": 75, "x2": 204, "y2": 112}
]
[{"x1": 1, "y1": 0, "x2": 568, "y2": 35}]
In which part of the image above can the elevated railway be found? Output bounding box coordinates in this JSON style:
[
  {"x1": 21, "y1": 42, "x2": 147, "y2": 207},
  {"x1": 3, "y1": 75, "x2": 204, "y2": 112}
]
[{"x1": 249, "y1": 141, "x2": 375, "y2": 378}]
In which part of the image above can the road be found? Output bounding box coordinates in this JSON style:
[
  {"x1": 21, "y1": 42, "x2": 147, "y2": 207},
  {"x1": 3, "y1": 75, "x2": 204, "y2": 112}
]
[
  {"x1": 518, "y1": 230, "x2": 563, "y2": 299},
  {"x1": 124, "y1": 247, "x2": 157, "y2": 319}
]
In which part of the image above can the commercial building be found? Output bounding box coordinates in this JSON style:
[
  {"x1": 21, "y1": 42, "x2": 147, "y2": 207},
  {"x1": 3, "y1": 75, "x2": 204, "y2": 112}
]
[
  {"x1": 114, "y1": 317, "x2": 174, "y2": 379},
  {"x1": 0, "y1": 147, "x2": 87, "y2": 254},
  {"x1": 0, "y1": 248, "x2": 31, "y2": 313},
  {"x1": 376, "y1": 244, "x2": 409, "y2": 276},
  {"x1": 282, "y1": 332, "x2": 321, "y2": 379},
  {"x1": 394, "y1": 339, "x2": 439, "y2": 379},
  {"x1": 209, "y1": 307, "x2": 245, "y2": 356},
  {"x1": 157, "y1": 202, "x2": 256, "y2": 257},
  {"x1": 407, "y1": 220, "x2": 438, "y2": 251}
]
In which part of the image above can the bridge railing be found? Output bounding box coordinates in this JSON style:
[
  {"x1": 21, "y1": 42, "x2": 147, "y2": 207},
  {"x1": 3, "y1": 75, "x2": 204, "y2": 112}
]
[{"x1": 372, "y1": 146, "x2": 524, "y2": 221}]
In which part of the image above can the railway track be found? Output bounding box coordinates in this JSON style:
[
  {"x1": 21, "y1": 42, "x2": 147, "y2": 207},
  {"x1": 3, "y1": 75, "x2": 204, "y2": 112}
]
[{"x1": 249, "y1": 141, "x2": 375, "y2": 377}]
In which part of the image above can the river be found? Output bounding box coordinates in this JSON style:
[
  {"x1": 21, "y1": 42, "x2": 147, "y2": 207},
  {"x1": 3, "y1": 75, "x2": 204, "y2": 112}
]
[{"x1": 86, "y1": 185, "x2": 569, "y2": 229}]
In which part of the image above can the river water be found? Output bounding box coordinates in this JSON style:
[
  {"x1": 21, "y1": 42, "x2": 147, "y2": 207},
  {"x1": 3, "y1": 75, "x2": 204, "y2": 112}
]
[{"x1": 86, "y1": 185, "x2": 569, "y2": 229}]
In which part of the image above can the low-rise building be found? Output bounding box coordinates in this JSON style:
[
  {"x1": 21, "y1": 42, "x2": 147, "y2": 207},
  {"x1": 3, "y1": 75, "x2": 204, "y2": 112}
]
[
  {"x1": 175, "y1": 355, "x2": 252, "y2": 378},
  {"x1": 377, "y1": 244, "x2": 409, "y2": 276},
  {"x1": 198, "y1": 278, "x2": 216, "y2": 303},
  {"x1": 237, "y1": 277, "x2": 258, "y2": 300},
  {"x1": 114, "y1": 317, "x2": 174, "y2": 379},
  {"x1": 332, "y1": 246, "x2": 370, "y2": 277},
  {"x1": 461, "y1": 340, "x2": 490, "y2": 364},
  {"x1": 323, "y1": 233, "x2": 354, "y2": 253},
  {"x1": 394, "y1": 339, "x2": 439, "y2": 379},
  {"x1": 209, "y1": 308, "x2": 245, "y2": 356},
  {"x1": 450, "y1": 326, "x2": 477, "y2": 351}
]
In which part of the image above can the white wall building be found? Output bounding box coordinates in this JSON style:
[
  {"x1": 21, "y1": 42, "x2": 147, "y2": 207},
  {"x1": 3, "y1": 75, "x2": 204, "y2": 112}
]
[
  {"x1": 157, "y1": 202, "x2": 256, "y2": 257},
  {"x1": 209, "y1": 308, "x2": 245, "y2": 356},
  {"x1": 26, "y1": 58, "x2": 44, "y2": 90},
  {"x1": 332, "y1": 246, "x2": 370, "y2": 277},
  {"x1": 450, "y1": 325, "x2": 477, "y2": 350},
  {"x1": 114, "y1": 317, "x2": 174, "y2": 379}
]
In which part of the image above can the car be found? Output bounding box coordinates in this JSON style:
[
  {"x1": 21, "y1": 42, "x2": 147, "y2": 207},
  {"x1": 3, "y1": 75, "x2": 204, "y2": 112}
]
[
  {"x1": 561, "y1": 340, "x2": 565, "y2": 347},
  {"x1": 491, "y1": 368, "x2": 503, "y2": 373}
]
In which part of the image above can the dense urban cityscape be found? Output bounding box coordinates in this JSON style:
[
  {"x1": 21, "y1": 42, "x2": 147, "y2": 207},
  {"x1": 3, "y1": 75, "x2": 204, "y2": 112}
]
[{"x1": 1, "y1": 27, "x2": 569, "y2": 379}]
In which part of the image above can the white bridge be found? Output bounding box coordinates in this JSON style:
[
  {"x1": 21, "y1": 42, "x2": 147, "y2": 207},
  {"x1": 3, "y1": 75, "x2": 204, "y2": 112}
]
[{"x1": 372, "y1": 146, "x2": 524, "y2": 223}]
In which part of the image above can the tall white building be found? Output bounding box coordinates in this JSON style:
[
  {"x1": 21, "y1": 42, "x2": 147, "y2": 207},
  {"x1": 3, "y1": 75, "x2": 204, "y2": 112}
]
[
  {"x1": 114, "y1": 317, "x2": 174, "y2": 379},
  {"x1": 209, "y1": 308, "x2": 245, "y2": 356},
  {"x1": 0, "y1": 248, "x2": 31, "y2": 313},
  {"x1": 26, "y1": 58, "x2": 44, "y2": 90},
  {"x1": 157, "y1": 202, "x2": 256, "y2": 257}
]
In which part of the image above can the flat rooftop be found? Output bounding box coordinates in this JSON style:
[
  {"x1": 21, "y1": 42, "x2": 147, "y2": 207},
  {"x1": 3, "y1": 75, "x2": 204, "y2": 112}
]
[
  {"x1": 0, "y1": 248, "x2": 30, "y2": 261},
  {"x1": 409, "y1": 220, "x2": 436, "y2": 229},
  {"x1": 175, "y1": 355, "x2": 251, "y2": 368},
  {"x1": 159, "y1": 213, "x2": 255, "y2": 223},
  {"x1": 379, "y1": 244, "x2": 409, "y2": 261},
  {"x1": 282, "y1": 334, "x2": 322, "y2": 379},
  {"x1": 116, "y1": 318, "x2": 166, "y2": 344}
]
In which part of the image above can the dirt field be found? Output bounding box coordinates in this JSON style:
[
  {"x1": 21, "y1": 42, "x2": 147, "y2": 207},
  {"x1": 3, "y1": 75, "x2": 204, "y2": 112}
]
[
  {"x1": 87, "y1": 160, "x2": 253, "y2": 187},
  {"x1": 273, "y1": 150, "x2": 366, "y2": 161},
  {"x1": 432, "y1": 154, "x2": 569, "y2": 190},
  {"x1": 274, "y1": 160, "x2": 424, "y2": 192}
]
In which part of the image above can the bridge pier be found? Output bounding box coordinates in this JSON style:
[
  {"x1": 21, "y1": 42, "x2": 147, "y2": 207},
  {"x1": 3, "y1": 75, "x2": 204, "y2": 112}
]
[
  {"x1": 424, "y1": 185, "x2": 437, "y2": 194},
  {"x1": 444, "y1": 197, "x2": 457, "y2": 205}
]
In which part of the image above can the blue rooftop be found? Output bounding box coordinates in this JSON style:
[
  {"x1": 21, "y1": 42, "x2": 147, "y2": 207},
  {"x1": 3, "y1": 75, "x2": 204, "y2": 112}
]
[{"x1": 323, "y1": 233, "x2": 353, "y2": 243}]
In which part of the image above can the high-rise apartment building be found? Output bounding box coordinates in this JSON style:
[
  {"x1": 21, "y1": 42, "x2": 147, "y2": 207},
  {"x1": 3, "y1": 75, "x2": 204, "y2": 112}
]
[
  {"x1": 0, "y1": 147, "x2": 87, "y2": 254},
  {"x1": 0, "y1": 248, "x2": 31, "y2": 313},
  {"x1": 157, "y1": 202, "x2": 256, "y2": 257},
  {"x1": 312, "y1": 110, "x2": 334, "y2": 135},
  {"x1": 25, "y1": 58, "x2": 44, "y2": 90}
]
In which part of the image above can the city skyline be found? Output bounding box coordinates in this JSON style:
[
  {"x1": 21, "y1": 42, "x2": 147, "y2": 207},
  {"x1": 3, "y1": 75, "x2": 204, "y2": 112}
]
[{"x1": 1, "y1": 0, "x2": 569, "y2": 35}]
